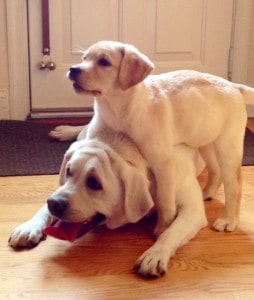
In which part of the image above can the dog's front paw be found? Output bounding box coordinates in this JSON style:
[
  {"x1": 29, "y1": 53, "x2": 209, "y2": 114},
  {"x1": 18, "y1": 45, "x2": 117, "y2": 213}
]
[
  {"x1": 8, "y1": 221, "x2": 46, "y2": 249},
  {"x1": 213, "y1": 217, "x2": 238, "y2": 232},
  {"x1": 134, "y1": 247, "x2": 169, "y2": 279}
]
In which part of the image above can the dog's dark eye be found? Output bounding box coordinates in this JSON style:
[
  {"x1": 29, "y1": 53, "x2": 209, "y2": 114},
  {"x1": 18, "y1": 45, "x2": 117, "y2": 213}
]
[
  {"x1": 86, "y1": 176, "x2": 103, "y2": 191},
  {"x1": 97, "y1": 58, "x2": 111, "y2": 67},
  {"x1": 66, "y1": 167, "x2": 72, "y2": 178}
]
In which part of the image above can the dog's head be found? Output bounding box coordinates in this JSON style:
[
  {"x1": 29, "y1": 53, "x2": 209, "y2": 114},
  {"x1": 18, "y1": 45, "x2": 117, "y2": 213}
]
[
  {"x1": 68, "y1": 41, "x2": 154, "y2": 96},
  {"x1": 47, "y1": 139, "x2": 153, "y2": 229}
]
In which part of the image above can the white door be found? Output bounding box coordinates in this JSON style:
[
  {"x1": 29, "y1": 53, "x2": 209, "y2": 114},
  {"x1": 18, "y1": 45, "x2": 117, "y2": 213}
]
[{"x1": 28, "y1": 0, "x2": 234, "y2": 117}]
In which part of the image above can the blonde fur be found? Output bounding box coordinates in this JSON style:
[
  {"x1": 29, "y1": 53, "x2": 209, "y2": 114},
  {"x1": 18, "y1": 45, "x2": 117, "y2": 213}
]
[
  {"x1": 9, "y1": 125, "x2": 207, "y2": 278},
  {"x1": 67, "y1": 41, "x2": 252, "y2": 235}
]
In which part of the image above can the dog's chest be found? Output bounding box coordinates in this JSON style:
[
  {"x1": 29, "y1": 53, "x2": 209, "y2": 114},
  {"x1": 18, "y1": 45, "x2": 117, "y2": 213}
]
[
  {"x1": 104, "y1": 111, "x2": 125, "y2": 131},
  {"x1": 96, "y1": 101, "x2": 131, "y2": 132}
]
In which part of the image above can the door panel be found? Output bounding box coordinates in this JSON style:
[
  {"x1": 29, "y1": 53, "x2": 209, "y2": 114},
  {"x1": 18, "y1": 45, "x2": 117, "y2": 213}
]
[
  {"x1": 156, "y1": 0, "x2": 203, "y2": 54},
  {"x1": 28, "y1": 0, "x2": 233, "y2": 116},
  {"x1": 71, "y1": 0, "x2": 119, "y2": 48}
]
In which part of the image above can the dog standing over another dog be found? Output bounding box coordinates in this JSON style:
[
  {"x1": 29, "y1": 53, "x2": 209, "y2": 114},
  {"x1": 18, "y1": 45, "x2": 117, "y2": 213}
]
[
  {"x1": 8, "y1": 40, "x2": 254, "y2": 278},
  {"x1": 67, "y1": 40, "x2": 254, "y2": 237}
]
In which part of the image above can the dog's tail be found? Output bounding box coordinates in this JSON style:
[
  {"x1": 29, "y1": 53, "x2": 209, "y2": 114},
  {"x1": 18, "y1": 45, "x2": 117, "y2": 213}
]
[{"x1": 237, "y1": 84, "x2": 254, "y2": 105}]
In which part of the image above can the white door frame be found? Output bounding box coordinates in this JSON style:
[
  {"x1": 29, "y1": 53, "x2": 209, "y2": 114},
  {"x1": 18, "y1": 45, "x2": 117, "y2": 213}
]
[
  {"x1": 6, "y1": 0, "x2": 254, "y2": 120},
  {"x1": 6, "y1": 0, "x2": 30, "y2": 120}
]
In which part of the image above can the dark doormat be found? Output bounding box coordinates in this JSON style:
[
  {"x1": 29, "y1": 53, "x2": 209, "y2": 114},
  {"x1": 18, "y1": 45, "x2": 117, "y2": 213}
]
[
  {"x1": 0, "y1": 120, "x2": 254, "y2": 176},
  {"x1": 0, "y1": 120, "x2": 72, "y2": 176},
  {"x1": 243, "y1": 128, "x2": 254, "y2": 166}
]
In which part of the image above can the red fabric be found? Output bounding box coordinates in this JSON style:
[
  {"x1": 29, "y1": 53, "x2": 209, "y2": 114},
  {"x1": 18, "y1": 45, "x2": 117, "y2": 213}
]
[
  {"x1": 43, "y1": 214, "x2": 105, "y2": 242},
  {"x1": 43, "y1": 220, "x2": 84, "y2": 242}
]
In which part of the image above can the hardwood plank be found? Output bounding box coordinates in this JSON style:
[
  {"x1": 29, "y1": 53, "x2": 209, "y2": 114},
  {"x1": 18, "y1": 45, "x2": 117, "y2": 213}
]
[{"x1": 1, "y1": 165, "x2": 254, "y2": 299}]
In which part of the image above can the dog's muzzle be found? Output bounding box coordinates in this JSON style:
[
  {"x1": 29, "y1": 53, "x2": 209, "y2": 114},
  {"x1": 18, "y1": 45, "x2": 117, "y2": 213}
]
[
  {"x1": 68, "y1": 66, "x2": 81, "y2": 81},
  {"x1": 47, "y1": 196, "x2": 69, "y2": 219}
]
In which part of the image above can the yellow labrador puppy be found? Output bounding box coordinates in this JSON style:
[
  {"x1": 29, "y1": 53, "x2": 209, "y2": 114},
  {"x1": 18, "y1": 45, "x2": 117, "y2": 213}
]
[
  {"x1": 67, "y1": 41, "x2": 254, "y2": 236},
  {"x1": 9, "y1": 126, "x2": 207, "y2": 278}
]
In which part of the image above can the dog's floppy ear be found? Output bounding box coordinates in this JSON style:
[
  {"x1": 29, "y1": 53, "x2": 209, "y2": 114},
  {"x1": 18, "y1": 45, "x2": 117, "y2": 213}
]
[
  {"x1": 59, "y1": 150, "x2": 74, "y2": 186},
  {"x1": 103, "y1": 147, "x2": 154, "y2": 229},
  {"x1": 124, "y1": 167, "x2": 153, "y2": 223},
  {"x1": 118, "y1": 44, "x2": 154, "y2": 90},
  {"x1": 119, "y1": 162, "x2": 154, "y2": 224},
  {"x1": 58, "y1": 141, "x2": 81, "y2": 185}
]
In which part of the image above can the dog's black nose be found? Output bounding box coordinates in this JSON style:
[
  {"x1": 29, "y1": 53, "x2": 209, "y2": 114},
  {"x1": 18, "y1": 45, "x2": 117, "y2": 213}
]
[
  {"x1": 47, "y1": 196, "x2": 69, "y2": 218},
  {"x1": 69, "y1": 66, "x2": 81, "y2": 81}
]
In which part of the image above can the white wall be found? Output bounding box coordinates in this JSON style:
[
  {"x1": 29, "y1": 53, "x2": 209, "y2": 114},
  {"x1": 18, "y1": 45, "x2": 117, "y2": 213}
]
[
  {"x1": 0, "y1": 0, "x2": 10, "y2": 119},
  {"x1": 246, "y1": 3, "x2": 254, "y2": 117},
  {"x1": 247, "y1": 4, "x2": 254, "y2": 87}
]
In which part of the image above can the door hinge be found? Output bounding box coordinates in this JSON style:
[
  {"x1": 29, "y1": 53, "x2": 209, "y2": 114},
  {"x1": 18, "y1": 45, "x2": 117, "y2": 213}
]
[{"x1": 227, "y1": 46, "x2": 234, "y2": 81}]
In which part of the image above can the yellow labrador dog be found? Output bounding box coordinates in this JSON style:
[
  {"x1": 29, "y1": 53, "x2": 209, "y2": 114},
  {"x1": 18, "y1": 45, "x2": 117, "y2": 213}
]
[
  {"x1": 9, "y1": 126, "x2": 207, "y2": 278},
  {"x1": 67, "y1": 41, "x2": 254, "y2": 236}
]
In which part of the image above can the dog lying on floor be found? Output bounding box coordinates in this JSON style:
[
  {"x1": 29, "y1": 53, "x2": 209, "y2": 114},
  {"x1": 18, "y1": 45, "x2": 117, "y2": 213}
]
[
  {"x1": 67, "y1": 41, "x2": 254, "y2": 237},
  {"x1": 9, "y1": 125, "x2": 207, "y2": 278}
]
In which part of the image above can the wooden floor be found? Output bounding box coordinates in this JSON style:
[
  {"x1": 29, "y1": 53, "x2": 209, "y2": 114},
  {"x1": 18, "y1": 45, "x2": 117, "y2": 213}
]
[{"x1": 1, "y1": 121, "x2": 254, "y2": 299}]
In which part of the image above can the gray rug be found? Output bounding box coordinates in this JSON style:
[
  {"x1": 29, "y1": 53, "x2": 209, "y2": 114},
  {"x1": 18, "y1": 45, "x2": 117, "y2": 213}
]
[
  {"x1": 243, "y1": 128, "x2": 254, "y2": 166},
  {"x1": 0, "y1": 120, "x2": 253, "y2": 176},
  {"x1": 0, "y1": 120, "x2": 71, "y2": 176}
]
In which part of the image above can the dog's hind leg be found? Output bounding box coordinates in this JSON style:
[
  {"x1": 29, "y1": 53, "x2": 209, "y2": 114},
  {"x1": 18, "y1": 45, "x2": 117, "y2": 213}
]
[
  {"x1": 199, "y1": 144, "x2": 222, "y2": 200},
  {"x1": 212, "y1": 131, "x2": 245, "y2": 232}
]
